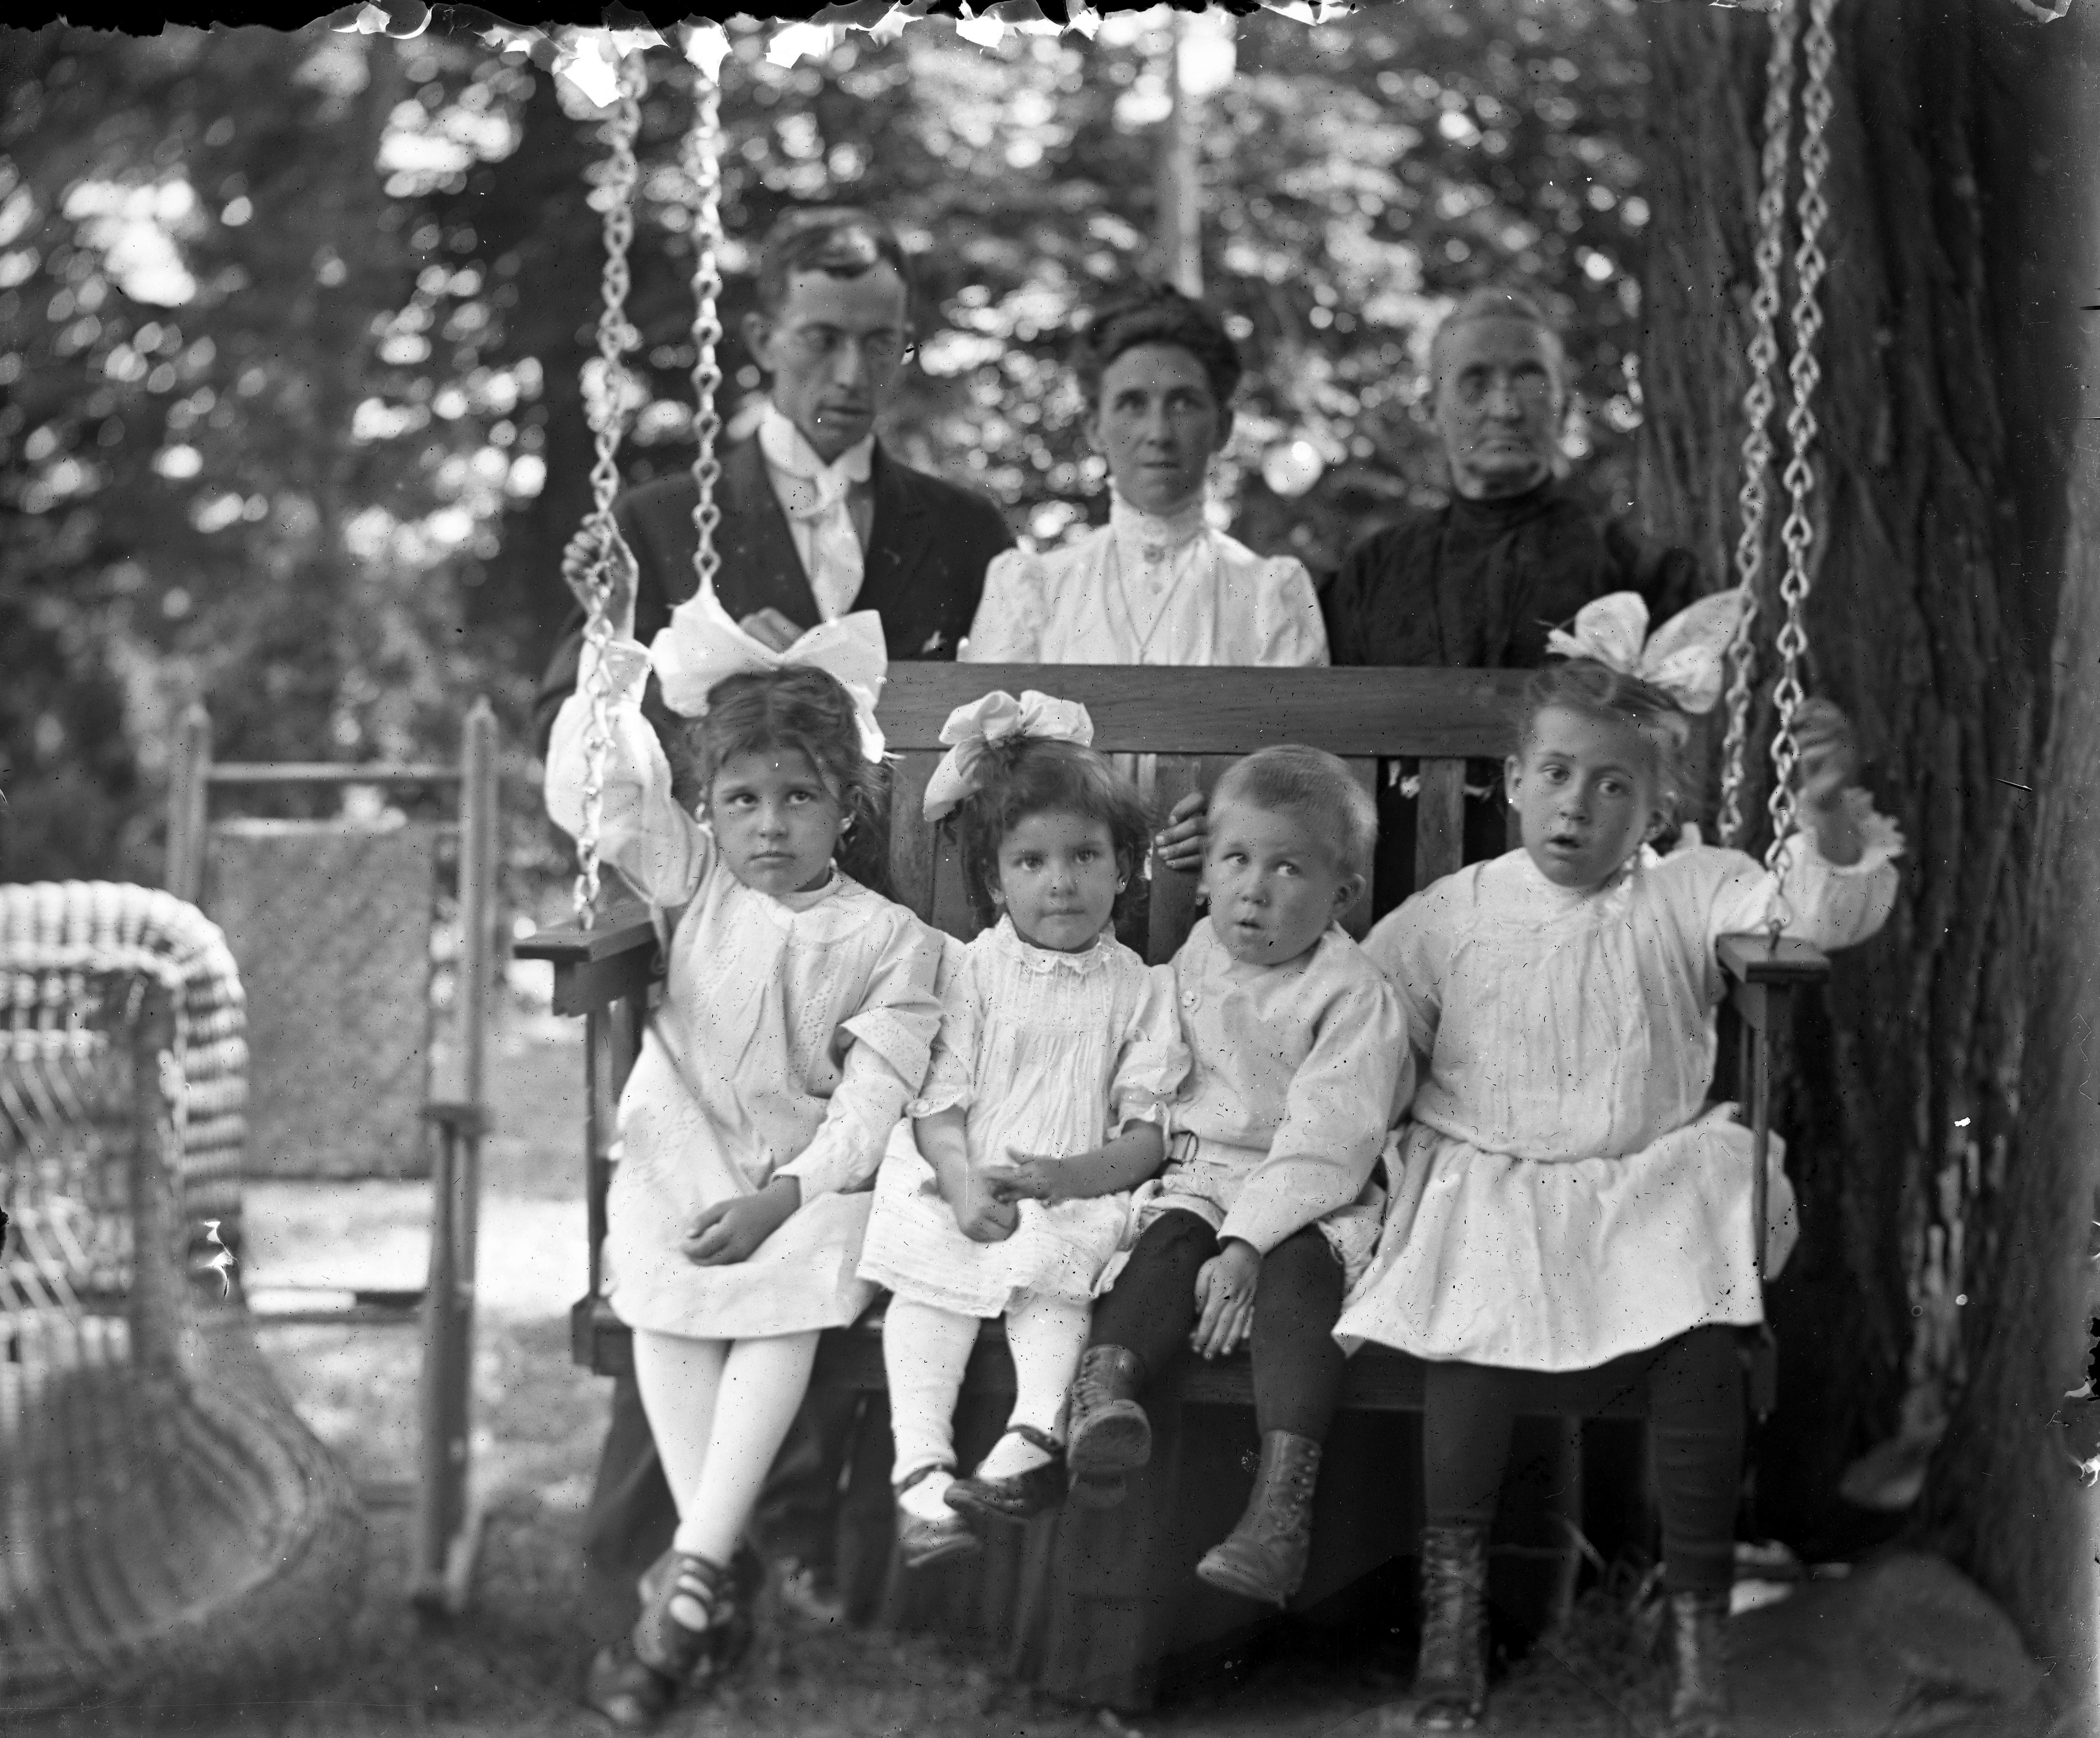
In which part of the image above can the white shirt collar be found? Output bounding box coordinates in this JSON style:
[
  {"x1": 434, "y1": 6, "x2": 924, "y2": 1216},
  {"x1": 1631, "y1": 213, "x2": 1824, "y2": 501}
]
[{"x1": 756, "y1": 401, "x2": 874, "y2": 487}]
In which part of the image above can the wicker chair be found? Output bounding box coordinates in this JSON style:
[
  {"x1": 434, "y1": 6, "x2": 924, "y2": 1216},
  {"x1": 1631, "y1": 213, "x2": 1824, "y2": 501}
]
[{"x1": 0, "y1": 881, "x2": 366, "y2": 1716}]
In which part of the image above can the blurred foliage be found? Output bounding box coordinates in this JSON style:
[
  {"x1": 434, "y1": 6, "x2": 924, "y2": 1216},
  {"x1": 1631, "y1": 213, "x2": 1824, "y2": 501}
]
[{"x1": 0, "y1": 5, "x2": 1656, "y2": 899}]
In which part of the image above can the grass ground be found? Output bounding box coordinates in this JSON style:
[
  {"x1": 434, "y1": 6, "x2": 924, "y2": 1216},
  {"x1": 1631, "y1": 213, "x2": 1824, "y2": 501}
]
[{"x1": 21, "y1": 1004, "x2": 2058, "y2": 1737}]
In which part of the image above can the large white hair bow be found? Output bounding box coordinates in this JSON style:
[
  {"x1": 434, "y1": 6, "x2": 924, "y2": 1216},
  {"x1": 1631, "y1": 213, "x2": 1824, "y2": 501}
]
[
  {"x1": 648, "y1": 586, "x2": 889, "y2": 762},
  {"x1": 922, "y1": 690, "x2": 1094, "y2": 823},
  {"x1": 1543, "y1": 590, "x2": 1750, "y2": 716}
]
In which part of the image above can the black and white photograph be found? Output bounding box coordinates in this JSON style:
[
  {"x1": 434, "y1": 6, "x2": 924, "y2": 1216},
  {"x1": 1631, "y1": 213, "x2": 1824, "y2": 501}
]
[{"x1": 1, "y1": 2, "x2": 2096, "y2": 1733}]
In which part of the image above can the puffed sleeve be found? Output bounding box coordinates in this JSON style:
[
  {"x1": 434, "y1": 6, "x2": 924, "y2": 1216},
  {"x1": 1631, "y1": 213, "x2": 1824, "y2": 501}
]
[
  {"x1": 780, "y1": 915, "x2": 947, "y2": 1201},
  {"x1": 1361, "y1": 888, "x2": 1447, "y2": 1067},
  {"x1": 1218, "y1": 966, "x2": 1413, "y2": 1255},
  {"x1": 960, "y1": 548, "x2": 1048, "y2": 663},
  {"x1": 904, "y1": 945, "x2": 986, "y2": 1120},
  {"x1": 544, "y1": 635, "x2": 712, "y2": 908},
  {"x1": 1692, "y1": 794, "x2": 1904, "y2": 972},
  {"x1": 1255, "y1": 556, "x2": 1330, "y2": 667},
  {"x1": 1108, "y1": 963, "x2": 1190, "y2": 1133}
]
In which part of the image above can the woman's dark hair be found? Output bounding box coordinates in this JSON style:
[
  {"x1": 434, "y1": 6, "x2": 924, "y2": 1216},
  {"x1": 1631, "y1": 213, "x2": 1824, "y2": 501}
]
[
  {"x1": 1071, "y1": 283, "x2": 1242, "y2": 413},
  {"x1": 684, "y1": 666, "x2": 893, "y2": 897},
  {"x1": 1513, "y1": 660, "x2": 1701, "y2": 827},
  {"x1": 950, "y1": 739, "x2": 1153, "y2": 932}
]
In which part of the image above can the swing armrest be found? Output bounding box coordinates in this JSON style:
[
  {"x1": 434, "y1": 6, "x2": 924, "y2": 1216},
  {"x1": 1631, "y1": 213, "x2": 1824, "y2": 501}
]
[
  {"x1": 1718, "y1": 932, "x2": 1829, "y2": 1030},
  {"x1": 515, "y1": 904, "x2": 660, "y2": 1016}
]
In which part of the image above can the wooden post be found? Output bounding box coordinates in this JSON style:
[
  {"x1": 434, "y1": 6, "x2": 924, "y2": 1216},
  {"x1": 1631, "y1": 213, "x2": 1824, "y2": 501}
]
[
  {"x1": 1156, "y1": 12, "x2": 1202, "y2": 298},
  {"x1": 412, "y1": 700, "x2": 500, "y2": 1613},
  {"x1": 166, "y1": 704, "x2": 212, "y2": 905}
]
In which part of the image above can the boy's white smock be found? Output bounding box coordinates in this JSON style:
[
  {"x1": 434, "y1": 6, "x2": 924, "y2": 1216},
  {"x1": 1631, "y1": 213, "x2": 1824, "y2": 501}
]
[
  {"x1": 856, "y1": 917, "x2": 1188, "y2": 1317},
  {"x1": 545, "y1": 638, "x2": 943, "y2": 1342},
  {"x1": 1115, "y1": 922, "x2": 1412, "y2": 1291},
  {"x1": 1335, "y1": 821, "x2": 1902, "y2": 1370}
]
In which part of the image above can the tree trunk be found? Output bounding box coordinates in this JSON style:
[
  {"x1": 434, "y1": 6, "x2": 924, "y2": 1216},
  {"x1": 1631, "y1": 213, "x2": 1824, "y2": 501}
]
[{"x1": 1641, "y1": 0, "x2": 2099, "y2": 1689}]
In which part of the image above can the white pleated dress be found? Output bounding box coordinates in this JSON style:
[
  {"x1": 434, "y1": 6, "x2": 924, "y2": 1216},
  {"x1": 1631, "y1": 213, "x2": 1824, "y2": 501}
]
[
  {"x1": 857, "y1": 918, "x2": 1188, "y2": 1319},
  {"x1": 545, "y1": 639, "x2": 944, "y2": 1343},
  {"x1": 1333, "y1": 818, "x2": 1903, "y2": 1371}
]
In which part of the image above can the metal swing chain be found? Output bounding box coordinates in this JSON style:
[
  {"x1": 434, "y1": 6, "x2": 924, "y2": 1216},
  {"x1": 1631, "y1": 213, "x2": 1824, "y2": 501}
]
[
  {"x1": 684, "y1": 61, "x2": 726, "y2": 604},
  {"x1": 1763, "y1": 0, "x2": 1837, "y2": 932},
  {"x1": 573, "y1": 51, "x2": 647, "y2": 927},
  {"x1": 1718, "y1": 0, "x2": 1800, "y2": 850}
]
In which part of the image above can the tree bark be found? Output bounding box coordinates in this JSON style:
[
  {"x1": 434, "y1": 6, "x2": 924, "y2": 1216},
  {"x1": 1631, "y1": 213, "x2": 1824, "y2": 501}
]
[{"x1": 1641, "y1": 0, "x2": 2096, "y2": 1677}]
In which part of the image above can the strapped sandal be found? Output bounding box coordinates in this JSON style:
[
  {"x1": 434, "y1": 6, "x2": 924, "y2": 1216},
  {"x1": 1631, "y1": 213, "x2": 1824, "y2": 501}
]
[
  {"x1": 632, "y1": 1549, "x2": 740, "y2": 1683},
  {"x1": 944, "y1": 1424, "x2": 1068, "y2": 1526},
  {"x1": 895, "y1": 1464, "x2": 983, "y2": 1571}
]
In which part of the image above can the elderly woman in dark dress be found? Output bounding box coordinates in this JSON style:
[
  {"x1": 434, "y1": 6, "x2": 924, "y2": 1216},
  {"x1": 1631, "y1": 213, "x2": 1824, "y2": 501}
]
[{"x1": 1323, "y1": 286, "x2": 1698, "y2": 895}]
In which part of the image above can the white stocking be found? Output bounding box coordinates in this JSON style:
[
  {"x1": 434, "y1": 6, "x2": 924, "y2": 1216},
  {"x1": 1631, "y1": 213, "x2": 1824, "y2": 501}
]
[
  {"x1": 882, "y1": 1297, "x2": 979, "y2": 1502},
  {"x1": 976, "y1": 1290, "x2": 1089, "y2": 1481}
]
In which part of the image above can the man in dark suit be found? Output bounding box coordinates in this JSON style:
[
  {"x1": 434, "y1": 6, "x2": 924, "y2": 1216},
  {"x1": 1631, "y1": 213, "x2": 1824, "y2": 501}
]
[
  {"x1": 538, "y1": 208, "x2": 1011, "y2": 1719},
  {"x1": 536, "y1": 206, "x2": 1012, "y2": 752}
]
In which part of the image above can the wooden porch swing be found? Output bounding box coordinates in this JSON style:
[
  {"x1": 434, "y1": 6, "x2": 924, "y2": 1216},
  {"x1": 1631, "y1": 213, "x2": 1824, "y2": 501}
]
[{"x1": 516, "y1": 0, "x2": 1843, "y2": 1706}]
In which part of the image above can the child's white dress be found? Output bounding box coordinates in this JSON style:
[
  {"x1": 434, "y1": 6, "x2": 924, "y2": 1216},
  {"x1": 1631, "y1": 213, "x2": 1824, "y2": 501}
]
[
  {"x1": 546, "y1": 639, "x2": 944, "y2": 1342},
  {"x1": 1115, "y1": 922, "x2": 1412, "y2": 1290},
  {"x1": 1334, "y1": 822, "x2": 1902, "y2": 1370},
  {"x1": 857, "y1": 917, "x2": 1187, "y2": 1317}
]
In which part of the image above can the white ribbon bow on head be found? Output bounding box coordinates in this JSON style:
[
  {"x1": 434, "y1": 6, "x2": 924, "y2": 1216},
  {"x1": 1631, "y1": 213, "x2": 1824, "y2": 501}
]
[
  {"x1": 1543, "y1": 590, "x2": 1751, "y2": 716},
  {"x1": 648, "y1": 586, "x2": 890, "y2": 762},
  {"x1": 922, "y1": 690, "x2": 1095, "y2": 823}
]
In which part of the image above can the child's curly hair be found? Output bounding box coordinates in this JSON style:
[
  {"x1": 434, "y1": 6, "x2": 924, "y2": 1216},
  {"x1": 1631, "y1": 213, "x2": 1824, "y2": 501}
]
[
  {"x1": 685, "y1": 666, "x2": 893, "y2": 897},
  {"x1": 1513, "y1": 660, "x2": 1703, "y2": 828},
  {"x1": 948, "y1": 738, "x2": 1152, "y2": 932}
]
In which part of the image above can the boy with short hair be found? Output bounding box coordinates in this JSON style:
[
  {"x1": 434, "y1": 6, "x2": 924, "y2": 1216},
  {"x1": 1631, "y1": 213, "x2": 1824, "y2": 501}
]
[{"x1": 1015, "y1": 745, "x2": 1411, "y2": 1608}]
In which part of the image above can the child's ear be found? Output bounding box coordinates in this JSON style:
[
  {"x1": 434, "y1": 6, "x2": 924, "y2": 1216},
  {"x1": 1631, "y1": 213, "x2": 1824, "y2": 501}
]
[
  {"x1": 1332, "y1": 870, "x2": 1367, "y2": 916},
  {"x1": 1503, "y1": 752, "x2": 1524, "y2": 794}
]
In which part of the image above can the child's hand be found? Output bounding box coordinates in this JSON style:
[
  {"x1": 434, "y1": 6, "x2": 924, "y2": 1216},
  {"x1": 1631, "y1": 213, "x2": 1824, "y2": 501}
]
[
  {"x1": 1190, "y1": 1239, "x2": 1261, "y2": 1360},
  {"x1": 1791, "y1": 699, "x2": 1859, "y2": 814},
  {"x1": 1154, "y1": 790, "x2": 1208, "y2": 876},
  {"x1": 682, "y1": 1178, "x2": 799, "y2": 1266},
  {"x1": 979, "y1": 1152, "x2": 1053, "y2": 1206},
  {"x1": 1790, "y1": 698, "x2": 1864, "y2": 866},
  {"x1": 950, "y1": 1174, "x2": 1019, "y2": 1244},
  {"x1": 561, "y1": 522, "x2": 637, "y2": 642}
]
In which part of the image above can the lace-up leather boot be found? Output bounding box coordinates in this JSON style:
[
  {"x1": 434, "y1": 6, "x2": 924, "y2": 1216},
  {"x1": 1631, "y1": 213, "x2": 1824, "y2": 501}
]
[
  {"x1": 1195, "y1": 1430, "x2": 1322, "y2": 1607},
  {"x1": 1412, "y1": 1523, "x2": 1489, "y2": 1730}
]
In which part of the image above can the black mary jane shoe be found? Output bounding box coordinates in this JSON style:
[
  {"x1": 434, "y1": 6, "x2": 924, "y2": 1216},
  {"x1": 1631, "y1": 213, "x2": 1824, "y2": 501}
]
[
  {"x1": 895, "y1": 1465, "x2": 984, "y2": 1571},
  {"x1": 584, "y1": 1638, "x2": 677, "y2": 1733},
  {"x1": 944, "y1": 1424, "x2": 1069, "y2": 1526}
]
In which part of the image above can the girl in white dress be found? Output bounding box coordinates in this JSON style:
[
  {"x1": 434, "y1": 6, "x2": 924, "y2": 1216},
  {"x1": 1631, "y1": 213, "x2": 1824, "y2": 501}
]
[
  {"x1": 546, "y1": 580, "x2": 942, "y2": 1731},
  {"x1": 1333, "y1": 594, "x2": 1904, "y2": 1738},
  {"x1": 856, "y1": 691, "x2": 1187, "y2": 1567}
]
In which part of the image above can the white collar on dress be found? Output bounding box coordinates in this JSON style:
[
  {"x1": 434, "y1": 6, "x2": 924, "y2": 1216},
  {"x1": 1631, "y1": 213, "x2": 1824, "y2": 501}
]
[
  {"x1": 987, "y1": 913, "x2": 1115, "y2": 975},
  {"x1": 1108, "y1": 488, "x2": 1209, "y2": 566}
]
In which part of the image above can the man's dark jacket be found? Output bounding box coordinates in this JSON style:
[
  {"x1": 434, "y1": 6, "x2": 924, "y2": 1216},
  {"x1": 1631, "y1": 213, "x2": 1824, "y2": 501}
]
[{"x1": 533, "y1": 436, "x2": 1013, "y2": 753}]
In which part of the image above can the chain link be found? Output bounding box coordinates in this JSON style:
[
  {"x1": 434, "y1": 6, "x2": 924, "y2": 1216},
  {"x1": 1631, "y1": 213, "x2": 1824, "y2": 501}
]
[
  {"x1": 572, "y1": 52, "x2": 647, "y2": 927},
  {"x1": 1762, "y1": 0, "x2": 1836, "y2": 932},
  {"x1": 1718, "y1": 0, "x2": 1799, "y2": 850},
  {"x1": 684, "y1": 64, "x2": 725, "y2": 605}
]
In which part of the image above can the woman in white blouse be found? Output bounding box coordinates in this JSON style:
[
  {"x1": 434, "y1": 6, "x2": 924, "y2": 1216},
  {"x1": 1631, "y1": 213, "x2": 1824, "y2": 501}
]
[{"x1": 961, "y1": 285, "x2": 1329, "y2": 668}]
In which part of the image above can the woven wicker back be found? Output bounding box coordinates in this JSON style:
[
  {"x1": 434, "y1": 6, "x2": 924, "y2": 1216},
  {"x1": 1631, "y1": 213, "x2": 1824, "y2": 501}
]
[{"x1": 0, "y1": 881, "x2": 364, "y2": 1716}]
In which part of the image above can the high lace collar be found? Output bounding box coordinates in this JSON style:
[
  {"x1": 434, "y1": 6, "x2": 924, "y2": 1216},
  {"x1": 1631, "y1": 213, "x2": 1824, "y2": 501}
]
[
  {"x1": 1108, "y1": 488, "x2": 1210, "y2": 564},
  {"x1": 987, "y1": 914, "x2": 1114, "y2": 975}
]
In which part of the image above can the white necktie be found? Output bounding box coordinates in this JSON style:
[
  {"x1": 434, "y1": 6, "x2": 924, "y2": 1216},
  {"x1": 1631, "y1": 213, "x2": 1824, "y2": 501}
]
[{"x1": 759, "y1": 405, "x2": 873, "y2": 623}]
